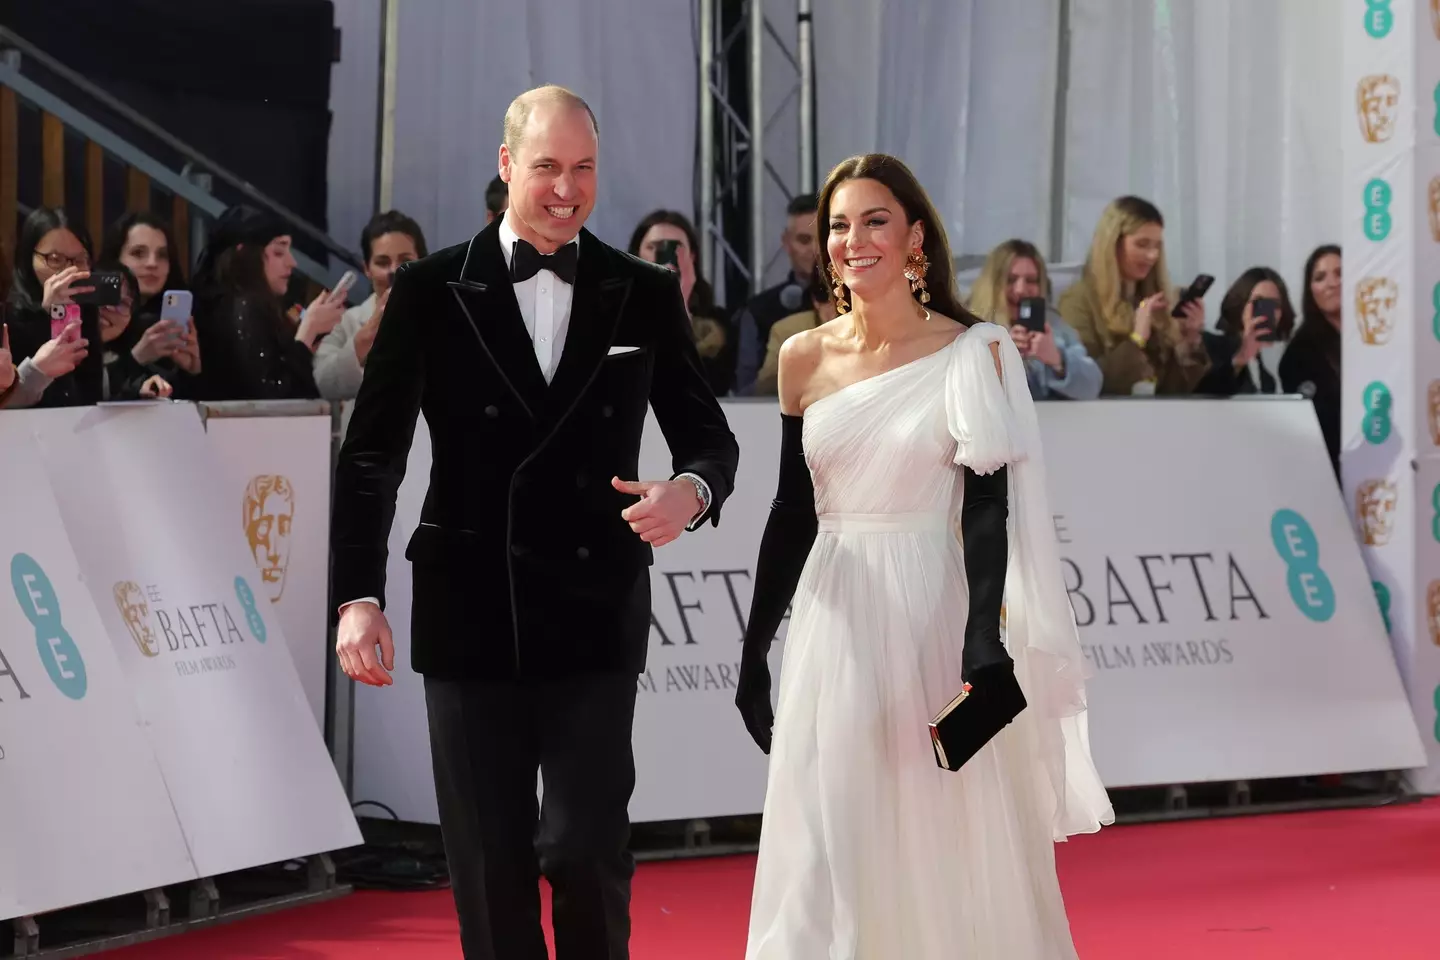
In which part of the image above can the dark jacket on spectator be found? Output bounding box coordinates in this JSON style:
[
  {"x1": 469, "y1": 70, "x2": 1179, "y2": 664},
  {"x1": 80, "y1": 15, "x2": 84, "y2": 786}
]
[
  {"x1": 195, "y1": 293, "x2": 319, "y2": 401},
  {"x1": 1279, "y1": 321, "x2": 1341, "y2": 476},
  {"x1": 1195, "y1": 331, "x2": 1278, "y2": 396},
  {"x1": 732, "y1": 273, "x2": 809, "y2": 395},
  {"x1": 2, "y1": 297, "x2": 104, "y2": 407}
]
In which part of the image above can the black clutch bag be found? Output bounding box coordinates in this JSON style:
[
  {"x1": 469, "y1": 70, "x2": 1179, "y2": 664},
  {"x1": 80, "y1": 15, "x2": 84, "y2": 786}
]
[{"x1": 927, "y1": 661, "x2": 1028, "y2": 772}]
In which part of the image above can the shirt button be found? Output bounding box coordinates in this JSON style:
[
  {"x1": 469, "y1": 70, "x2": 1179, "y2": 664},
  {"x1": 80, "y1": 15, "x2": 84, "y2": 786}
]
[
  {"x1": 576, "y1": 547, "x2": 590, "y2": 561},
  {"x1": 539, "y1": 336, "x2": 547, "y2": 343}
]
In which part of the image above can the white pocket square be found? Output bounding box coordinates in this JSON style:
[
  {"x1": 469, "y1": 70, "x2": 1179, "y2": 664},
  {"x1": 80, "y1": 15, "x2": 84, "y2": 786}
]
[{"x1": 606, "y1": 345, "x2": 641, "y2": 356}]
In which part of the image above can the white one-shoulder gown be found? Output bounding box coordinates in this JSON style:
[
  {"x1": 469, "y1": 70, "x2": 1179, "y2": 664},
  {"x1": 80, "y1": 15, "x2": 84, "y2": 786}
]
[{"x1": 745, "y1": 324, "x2": 1114, "y2": 959}]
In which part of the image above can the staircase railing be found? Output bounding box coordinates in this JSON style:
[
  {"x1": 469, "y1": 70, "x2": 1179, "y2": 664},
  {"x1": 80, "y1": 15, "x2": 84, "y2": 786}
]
[{"x1": 0, "y1": 25, "x2": 359, "y2": 292}]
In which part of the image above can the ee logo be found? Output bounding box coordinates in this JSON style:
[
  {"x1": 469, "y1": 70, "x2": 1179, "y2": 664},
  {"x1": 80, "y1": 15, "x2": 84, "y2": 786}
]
[
  {"x1": 1434, "y1": 685, "x2": 1440, "y2": 744},
  {"x1": 1433, "y1": 282, "x2": 1440, "y2": 343},
  {"x1": 1432, "y1": 485, "x2": 1440, "y2": 543},
  {"x1": 1365, "y1": 0, "x2": 1394, "y2": 39},
  {"x1": 1362, "y1": 381, "x2": 1393, "y2": 444},
  {"x1": 1271, "y1": 510, "x2": 1336, "y2": 622},
  {"x1": 1363, "y1": 179, "x2": 1392, "y2": 241},
  {"x1": 234, "y1": 576, "x2": 266, "y2": 644},
  {"x1": 1372, "y1": 581, "x2": 1392, "y2": 634},
  {"x1": 9, "y1": 554, "x2": 87, "y2": 700}
]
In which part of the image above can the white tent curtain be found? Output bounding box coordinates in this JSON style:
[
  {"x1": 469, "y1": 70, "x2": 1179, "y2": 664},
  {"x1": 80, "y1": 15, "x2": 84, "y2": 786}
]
[
  {"x1": 327, "y1": 0, "x2": 698, "y2": 257},
  {"x1": 1063, "y1": 0, "x2": 1343, "y2": 303},
  {"x1": 328, "y1": 0, "x2": 1343, "y2": 313}
]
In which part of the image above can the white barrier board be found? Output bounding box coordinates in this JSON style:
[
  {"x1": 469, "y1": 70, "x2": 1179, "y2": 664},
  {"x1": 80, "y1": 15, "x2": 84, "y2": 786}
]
[
  {"x1": 352, "y1": 398, "x2": 1425, "y2": 824},
  {"x1": 0, "y1": 416, "x2": 196, "y2": 920},
  {"x1": 32, "y1": 405, "x2": 361, "y2": 877},
  {"x1": 205, "y1": 414, "x2": 334, "y2": 732}
]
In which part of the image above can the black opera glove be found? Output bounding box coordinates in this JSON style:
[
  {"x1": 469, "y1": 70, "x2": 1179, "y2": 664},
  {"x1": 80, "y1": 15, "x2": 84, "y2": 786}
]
[
  {"x1": 960, "y1": 464, "x2": 1010, "y2": 681},
  {"x1": 736, "y1": 414, "x2": 817, "y2": 754}
]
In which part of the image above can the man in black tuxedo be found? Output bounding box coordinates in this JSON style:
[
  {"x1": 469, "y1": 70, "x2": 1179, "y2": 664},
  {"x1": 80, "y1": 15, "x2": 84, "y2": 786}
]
[{"x1": 330, "y1": 85, "x2": 739, "y2": 960}]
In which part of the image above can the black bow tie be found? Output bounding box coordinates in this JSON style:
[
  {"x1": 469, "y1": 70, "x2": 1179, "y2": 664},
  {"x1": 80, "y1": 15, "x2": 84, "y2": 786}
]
[{"x1": 510, "y1": 239, "x2": 579, "y2": 285}]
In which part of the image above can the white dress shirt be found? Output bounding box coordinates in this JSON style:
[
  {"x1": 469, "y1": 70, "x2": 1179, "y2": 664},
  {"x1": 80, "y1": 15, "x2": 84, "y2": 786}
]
[
  {"x1": 498, "y1": 213, "x2": 576, "y2": 384},
  {"x1": 340, "y1": 213, "x2": 712, "y2": 613}
]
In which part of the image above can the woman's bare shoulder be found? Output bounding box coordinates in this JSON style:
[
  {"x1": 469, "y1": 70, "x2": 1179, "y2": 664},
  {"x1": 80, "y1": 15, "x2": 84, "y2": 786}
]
[{"x1": 776, "y1": 324, "x2": 836, "y2": 415}]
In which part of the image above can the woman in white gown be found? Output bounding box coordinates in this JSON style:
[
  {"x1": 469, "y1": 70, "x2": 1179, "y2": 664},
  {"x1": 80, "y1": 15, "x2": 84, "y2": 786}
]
[{"x1": 734, "y1": 154, "x2": 1114, "y2": 959}]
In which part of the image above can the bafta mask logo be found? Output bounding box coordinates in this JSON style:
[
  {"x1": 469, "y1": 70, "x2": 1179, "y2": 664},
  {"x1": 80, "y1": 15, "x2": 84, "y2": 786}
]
[
  {"x1": 243, "y1": 475, "x2": 295, "y2": 604},
  {"x1": 1356, "y1": 74, "x2": 1401, "y2": 143},
  {"x1": 1429, "y1": 580, "x2": 1440, "y2": 647},
  {"x1": 113, "y1": 580, "x2": 159, "y2": 658},
  {"x1": 1356, "y1": 479, "x2": 1398, "y2": 546},
  {"x1": 1429, "y1": 380, "x2": 1440, "y2": 447},
  {"x1": 1430, "y1": 178, "x2": 1440, "y2": 242},
  {"x1": 1355, "y1": 277, "x2": 1398, "y2": 345}
]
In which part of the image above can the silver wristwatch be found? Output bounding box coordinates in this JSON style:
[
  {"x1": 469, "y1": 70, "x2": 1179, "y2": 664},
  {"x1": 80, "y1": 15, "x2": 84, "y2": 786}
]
[{"x1": 677, "y1": 473, "x2": 711, "y2": 521}]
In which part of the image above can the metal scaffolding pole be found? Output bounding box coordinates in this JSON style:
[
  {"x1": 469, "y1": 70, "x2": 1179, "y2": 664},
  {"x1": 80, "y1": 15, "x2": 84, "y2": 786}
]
[
  {"x1": 699, "y1": 0, "x2": 716, "y2": 277},
  {"x1": 797, "y1": 0, "x2": 815, "y2": 194},
  {"x1": 696, "y1": 0, "x2": 817, "y2": 304},
  {"x1": 748, "y1": 0, "x2": 765, "y2": 287}
]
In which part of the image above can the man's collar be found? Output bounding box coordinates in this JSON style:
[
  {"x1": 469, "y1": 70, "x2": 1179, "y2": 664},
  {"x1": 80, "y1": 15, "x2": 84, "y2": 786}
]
[{"x1": 498, "y1": 210, "x2": 581, "y2": 266}]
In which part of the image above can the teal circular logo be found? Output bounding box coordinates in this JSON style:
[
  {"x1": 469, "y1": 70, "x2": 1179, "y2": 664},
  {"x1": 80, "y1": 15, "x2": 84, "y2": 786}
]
[
  {"x1": 1362, "y1": 381, "x2": 1393, "y2": 444},
  {"x1": 1433, "y1": 485, "x2": 1440, "y2": 543},
  {"x1": 1434, "y1": 685, "x2": 1440, "y2": 744},
  {"x1": 1270, "y1": 510, "x2": 1335, "y2": 622},
  {"x1": 1363, "y1": 178, "x2": 1393, "y2": 241},
  {"x1": 234, "y1": 576, "x2": 266, "y2": 643},
  {"x1": 1364, "y1": 0, "x2": 1394, "y2": 38},
  {"x1": 1433, "y1": 282, "x2": 1440, "y2": 342},
  {"x1": 1373, "y1": 581, "x2": 1392, "y2": 634},
  {"x1": 10, "y1": 554, "x2": 87, "y2": 700}
]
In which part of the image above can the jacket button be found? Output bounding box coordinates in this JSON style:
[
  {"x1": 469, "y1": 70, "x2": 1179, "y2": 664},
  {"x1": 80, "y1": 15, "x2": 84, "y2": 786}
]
[
  {"x1": 576, "y1": 547, "x2": 590, "y2": 560},
  {"x1": 601, "y1": 405, "x2": 614, "y2": 418},
  {"x1": 485, "y1": 405, "x2": 499, "y2": 418},
  {"x1": 511, "y1": 543, "x2": 525, "y2": 557}
]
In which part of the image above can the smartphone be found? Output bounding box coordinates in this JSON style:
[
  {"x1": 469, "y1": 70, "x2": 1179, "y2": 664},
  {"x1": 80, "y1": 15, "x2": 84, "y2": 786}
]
[
  {"x1": 1017, "y1": 297, "x2": 1047, "y2": 333},
  {"x1": 329, "y1": 270, "x2": 357, "y2": 304},
  {"x1": 654, "y1": 239, "x2": 682, "y2": 270},
  {"x1": 49, "y1": 303, "x2": 81, "y2": 340},
  {"x1": 1252, "y1": 297, "x2": 1279, "y2": 342},
  {"x1": 159, "y1": 290, "x2": 194, "y2": 333},
  {"x1": 70, "y1": 269, "x2": 123, "y2": 306},
  {"x1": 1171, "y1": 274, "x2": 1215, "y2": 317}
]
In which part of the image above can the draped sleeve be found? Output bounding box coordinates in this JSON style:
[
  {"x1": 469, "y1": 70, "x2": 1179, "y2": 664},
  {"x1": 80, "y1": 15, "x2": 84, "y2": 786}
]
[{"x1": 945, "y1": 322, "x2": 1115, "y2": 840}]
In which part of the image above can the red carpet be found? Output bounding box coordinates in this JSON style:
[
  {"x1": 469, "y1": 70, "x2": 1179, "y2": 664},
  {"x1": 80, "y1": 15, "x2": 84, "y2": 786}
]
[{"x1": 105, "y1": 799, "x2": 1440, "y2": 959}]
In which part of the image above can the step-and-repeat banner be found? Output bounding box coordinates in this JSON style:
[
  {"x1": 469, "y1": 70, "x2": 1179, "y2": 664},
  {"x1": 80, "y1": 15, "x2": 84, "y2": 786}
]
[
  {"x1": 1344, "y1": 0, "x2": 1440, "y2": 792},
  {"x1": 206, "y1": 413, "x2": 333, "y2": 732},
  {"x1": 0, "y1": 405, "x2": 360, "y2": 921},
  {"x1": 352, "y1": 398, "x2": 1426, "y2": 825}
]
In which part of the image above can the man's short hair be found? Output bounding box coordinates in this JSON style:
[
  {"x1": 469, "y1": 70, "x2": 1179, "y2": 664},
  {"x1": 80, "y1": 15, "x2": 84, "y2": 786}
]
[
  {"x1": 485, "y1": 175, "x2": 508, "y2": 218},
  {"x1": 361, "y1": 210, "x2": 428, "y2": 262},
  {"x1": 786, "y1": 193, "x2": 819, "y2": 217},
  {"x1": 503, "y1": 85, "x2": 599, "y2": 154}
]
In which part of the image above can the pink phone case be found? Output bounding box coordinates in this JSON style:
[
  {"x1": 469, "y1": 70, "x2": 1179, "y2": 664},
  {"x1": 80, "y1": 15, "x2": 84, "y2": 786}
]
[{"x1": 50, "y1": 304, "x2": 80, "y2": 339}]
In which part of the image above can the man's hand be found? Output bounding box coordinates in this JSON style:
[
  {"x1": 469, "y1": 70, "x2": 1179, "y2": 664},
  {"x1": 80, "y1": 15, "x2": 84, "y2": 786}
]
[
  {"x1": 336, "y1": 601, "x2": 395, "y2": 686},
  {"x1": 612, "y1": 476, "x2": 702, "y2": 549}
]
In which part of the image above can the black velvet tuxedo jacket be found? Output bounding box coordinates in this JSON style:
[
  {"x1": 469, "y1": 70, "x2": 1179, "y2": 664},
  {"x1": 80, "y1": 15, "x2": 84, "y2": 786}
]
[{"x1": 330, "y1": 222, "x2": 740, "y2": 680}]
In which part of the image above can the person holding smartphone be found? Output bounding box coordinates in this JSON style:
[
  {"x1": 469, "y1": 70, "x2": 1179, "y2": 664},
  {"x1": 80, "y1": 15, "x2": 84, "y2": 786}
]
[
  {"x1": 1057, "y1": 197, "x2": 1210, "y2": 396},
  {"x1": 1194, "y1": 268, "x2": 1296, "y2": 397},
  {"x1": 313, "y1": 210, "x2": 428, "y2": 400},
  {"x1": 628, "y1": 209, "x2": 733, "y2": 395},
  {"x1": 966, "y1": 239, "x2": 1101, "y2": 400},
  {"x1": 3, "y1": 207, "x2": 100, "y2": 408}
]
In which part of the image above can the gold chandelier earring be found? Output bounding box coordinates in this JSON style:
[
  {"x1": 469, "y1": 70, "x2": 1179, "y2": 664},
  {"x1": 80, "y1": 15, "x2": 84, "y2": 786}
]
[
  {"x1": 905, "y1": 249, "x2": 932, "y2": 305},
  {"x1": 828, "y1": 261, "x2": 850, "y2": 314}
]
